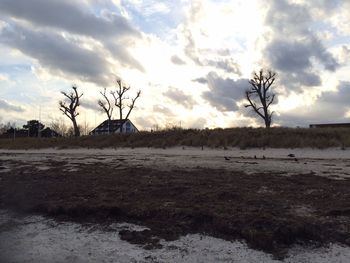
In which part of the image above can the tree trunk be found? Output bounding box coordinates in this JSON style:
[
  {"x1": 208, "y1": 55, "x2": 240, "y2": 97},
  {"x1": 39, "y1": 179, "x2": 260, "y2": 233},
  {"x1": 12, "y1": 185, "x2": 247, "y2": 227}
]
[
  {"x1": 263, "y1": 107, "x2": 270, "y2": 128},
  {"x1": 119, "y1": 107, "x2": 123, "y2": 133},
  {"x1": 72, "y1": 117, "x2": 80, "y2": 137},
  {"x1": 119, "y1": 119, "x2": 123, "y2": 133}
]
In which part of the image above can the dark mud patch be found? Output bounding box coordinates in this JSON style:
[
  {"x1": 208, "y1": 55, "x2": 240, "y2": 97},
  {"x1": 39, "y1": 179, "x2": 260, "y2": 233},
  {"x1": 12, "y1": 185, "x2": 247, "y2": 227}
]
[
  {"x1": 119, "y1": 229, "x2": 163, "y2": 249},
  {"x1": 1, "y1": 160, "x2": 350, "y2": 258}
]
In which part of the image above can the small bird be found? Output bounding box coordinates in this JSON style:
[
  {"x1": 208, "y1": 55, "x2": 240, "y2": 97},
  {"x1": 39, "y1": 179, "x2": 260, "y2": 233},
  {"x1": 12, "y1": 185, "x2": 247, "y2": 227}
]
[
  {"x1": 254, "y1": 155, "x2": 257, "y2": 159},
  {"x1": 288, "y1": 154, "x2": 295, "y2": 158},
  {"x1": 224, "y1": 156, "x2": 231, "y2": 161},
  {"x1": 262, "y1": 155, "x2": 266, "y2": 159}
]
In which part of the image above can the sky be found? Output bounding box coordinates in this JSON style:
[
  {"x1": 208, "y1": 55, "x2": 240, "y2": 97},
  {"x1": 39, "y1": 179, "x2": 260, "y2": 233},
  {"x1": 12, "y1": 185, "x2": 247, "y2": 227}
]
[{"x1": 0, "y1": 0, "x2": 349, "y2": 130}]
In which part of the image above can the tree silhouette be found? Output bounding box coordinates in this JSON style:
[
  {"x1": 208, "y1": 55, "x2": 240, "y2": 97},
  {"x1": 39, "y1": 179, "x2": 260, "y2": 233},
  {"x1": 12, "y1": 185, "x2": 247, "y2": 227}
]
[
  {"x1": 23, "y1": 120, "x2": 45, "y2": 137},
  {"x1": 245, "y1": 70, "x2": 276, "y2": 128},
  {"x1": 111, "y1": 79, "x2": 141, "y2": 132},
  {"x1": 59, "y1": 86, "x2": 83, "y2": 137},
  {"x1": 97, "y1": 87, "x2": 113, "y2": 133},
  {"x1": 98, "y1": 88, "x2": 113, "y2": 121}
]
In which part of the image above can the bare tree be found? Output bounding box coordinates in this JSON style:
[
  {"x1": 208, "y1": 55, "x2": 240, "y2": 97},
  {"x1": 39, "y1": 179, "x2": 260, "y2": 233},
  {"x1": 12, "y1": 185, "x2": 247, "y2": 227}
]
[
  {"x1": 111, "y1": 79, "x2": 141, "y2": 132},
  {"x1": 98, "y1": 88, "x2": 114, "y2": 121},
  {"x1": 97, "y1": 87, "x2": 113, "y2": 133},
  {"x1": 59, "y1": 86, "x2": 83, "y2": 136},
  {"x1": 245, "y1": 69, "x2": 276, "y2": 128},
  {"x1": 50, "y1": 118, "x2": 68, "y2": 137}
]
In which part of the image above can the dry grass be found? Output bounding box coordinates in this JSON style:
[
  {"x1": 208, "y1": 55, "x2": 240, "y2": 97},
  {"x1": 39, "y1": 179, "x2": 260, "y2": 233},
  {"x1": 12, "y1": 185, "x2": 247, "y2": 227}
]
[{"x1": 0, "y1": 127, "x2": 350, "y2": 149}]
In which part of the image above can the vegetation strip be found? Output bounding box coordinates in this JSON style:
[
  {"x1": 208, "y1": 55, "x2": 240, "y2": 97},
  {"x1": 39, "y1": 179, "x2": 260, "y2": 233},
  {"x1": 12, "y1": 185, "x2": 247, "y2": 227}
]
[{"x1": 1, "y1": 127, "x2": 350, "y2": 149}]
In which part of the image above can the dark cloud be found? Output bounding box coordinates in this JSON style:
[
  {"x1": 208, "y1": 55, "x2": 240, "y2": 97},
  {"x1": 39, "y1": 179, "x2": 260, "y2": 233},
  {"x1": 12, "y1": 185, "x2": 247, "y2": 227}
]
[
  {"x1": 183, "y1": 30, "x2": 241, "y2": 74},
  {"x1": 153, "y1": 105, "x2": 175, "y2": 117},
  {"x1": 183, "y1": 28, "x2": 202, "y2": 66},
  {"x1": 171, "y1": 55, "x2": 186, "y2": 65},
  {"x1": 0, "y1": 25, "x2": 113, "y2": 85},
  {"x1": 163, "y1": 87, "x2": 196, "y2": 109},
  {"x1": 0, "y1": 0, "x2": 139, "y2": 39},
  {"x1": 276, "y1": 82, "x2": 350, "y2": 127},
  {"x1": 216, "y1": 49, "x2": 231, "y2": 56},
  {"x1": 0, "y1": 0, "x2": 144, "y2": 82},
  {"x1": 81, "y1": 99, "x2": 101, "y2": 112},
  {"x1": 267, "y1": 38, "x2": 338, "y2": 73},
  {"x1": 192, "y1": 77, "x2": 207, "y2": 84},
  {"x1": 268, "y1": 41, "x2": 313, "y2": 72},
  {"x1": 206, "y1": 58, "x2": 241, "y2": 75},
  {"x1": 305, "y1": 0, "x2": 343, "y2": 17},
  {"x1": 0, "y1": 99, "x2": 25, "y2": 112},
  {"x1": 202, "y1": 72, "x2": 249, "y2": 112},
  {"x1": 265, "y1": 0, "x2": 311, "y2": 35},
  {"x1": 318, "y1": 81, "x2": 350, "y2": 105},
  {"x1": 184, "y1": 32, "x2": 241, "y2": 74},
  {"x1": 263, "y1": 0, "x2": 339, "y2": 89}
]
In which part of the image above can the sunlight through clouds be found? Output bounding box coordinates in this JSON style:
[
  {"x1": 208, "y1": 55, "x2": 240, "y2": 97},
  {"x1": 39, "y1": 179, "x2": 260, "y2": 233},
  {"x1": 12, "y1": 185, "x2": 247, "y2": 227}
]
[{"x1": 0, "y1": 0, "x2": 349, "y2": 129}]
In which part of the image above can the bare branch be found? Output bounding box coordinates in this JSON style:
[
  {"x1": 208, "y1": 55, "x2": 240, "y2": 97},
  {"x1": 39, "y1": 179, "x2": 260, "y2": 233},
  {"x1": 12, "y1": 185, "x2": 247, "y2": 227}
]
[
  {"x1": 266, "y1": 94, "x2": 276, "y2": 108},
  {"x1": 110, "y1": 79, "x2": 141, "y2": 132},
  {"x1": 244, "y1": 69, "x2": 277, "y2": 128},
  {"x1": 58, "y1": 86, "x2": 83, "y2": 136},
  {"x1": 125, "y1": 90, "x2": 141, "y2": 121},
  {"x1": 98, "y1": 88, "x2": 113, "y2": 121}
]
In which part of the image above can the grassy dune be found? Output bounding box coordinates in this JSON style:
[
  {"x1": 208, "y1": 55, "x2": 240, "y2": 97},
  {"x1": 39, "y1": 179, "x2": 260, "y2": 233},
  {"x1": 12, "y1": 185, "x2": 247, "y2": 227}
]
[{"x1": 1, "y1": 127, "x2": 350, "y2": 149}]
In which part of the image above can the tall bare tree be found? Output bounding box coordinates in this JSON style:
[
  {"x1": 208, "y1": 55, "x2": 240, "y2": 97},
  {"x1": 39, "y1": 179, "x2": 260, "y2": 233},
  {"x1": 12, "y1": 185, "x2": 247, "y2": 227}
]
[
  {"x1": 97, "y1": 87, "x2": 113, "y2": 133},
  {"x1": 98, "y1": 88, "x2": 114, "y2": 121},
  {"x1": 111, "y1": 79, "x2": 141, "y2": 132},
  {"x1": 59, "y1": 86, "x2": 83, "y2": 136},
  {"x1": 245, "y1": 69, "x2": 276, "y2": 128}
]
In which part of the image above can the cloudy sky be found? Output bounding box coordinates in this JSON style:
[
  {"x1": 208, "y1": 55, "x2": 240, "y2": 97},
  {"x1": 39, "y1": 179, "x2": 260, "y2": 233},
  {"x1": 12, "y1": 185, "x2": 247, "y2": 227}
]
[{"x1": 0, "y1": 0, "x2": 349, "y2": 130}]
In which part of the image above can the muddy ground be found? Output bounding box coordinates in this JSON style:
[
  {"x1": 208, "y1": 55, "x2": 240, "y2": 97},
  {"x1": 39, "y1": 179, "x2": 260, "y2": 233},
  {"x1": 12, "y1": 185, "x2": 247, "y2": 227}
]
[{"x1": 1, "y1": 155, "x2": 350, "y2": 259}]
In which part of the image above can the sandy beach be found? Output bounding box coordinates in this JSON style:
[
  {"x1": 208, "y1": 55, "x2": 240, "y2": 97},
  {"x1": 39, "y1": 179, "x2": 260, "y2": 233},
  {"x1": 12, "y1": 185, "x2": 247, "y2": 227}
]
[{"x1": 1, "y1": 147, "x2": 350, "y2": 262}]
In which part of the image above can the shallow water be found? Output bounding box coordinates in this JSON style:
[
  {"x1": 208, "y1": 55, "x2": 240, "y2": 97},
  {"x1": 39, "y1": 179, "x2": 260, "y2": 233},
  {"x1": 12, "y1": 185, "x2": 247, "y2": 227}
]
[{"x1": 1, "y1": 210, "x2": 350, "y2": 263}]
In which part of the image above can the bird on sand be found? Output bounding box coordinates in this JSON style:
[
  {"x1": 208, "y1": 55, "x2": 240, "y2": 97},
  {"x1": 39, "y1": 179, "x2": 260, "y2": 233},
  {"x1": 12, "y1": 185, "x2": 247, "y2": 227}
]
[
  {"x1": 287, "y1": 153, "x2": 295, "y2": 158},
  {"x1": 224, "y1": 156, "x2": 231, "y2": 161}
]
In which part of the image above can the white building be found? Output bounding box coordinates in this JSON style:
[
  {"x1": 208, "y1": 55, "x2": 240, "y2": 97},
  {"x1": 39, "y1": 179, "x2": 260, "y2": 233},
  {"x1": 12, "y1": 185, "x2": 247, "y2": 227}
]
[{"x1": 90, "y1": 119, "x2": 139, "y2": 135}]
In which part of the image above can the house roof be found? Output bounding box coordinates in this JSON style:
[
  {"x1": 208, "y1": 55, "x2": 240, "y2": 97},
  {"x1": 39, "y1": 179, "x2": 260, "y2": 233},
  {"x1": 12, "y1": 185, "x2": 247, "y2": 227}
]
[
  {"x1": 90, "y1": 119, "x2": 138, "y2": 134},
  {"x1": 310, "y1": 123, "x2": 350, "y2": 128}
]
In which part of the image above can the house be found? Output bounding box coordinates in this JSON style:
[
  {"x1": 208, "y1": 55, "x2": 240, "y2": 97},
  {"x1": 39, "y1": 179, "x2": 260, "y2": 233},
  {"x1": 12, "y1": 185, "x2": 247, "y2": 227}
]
[
  {"x1": 90, "y1": 119, "x2": 139, "y2": 135},
  {"x1": 0, "y1": 128, "x2": 28, "y2": 139},
  {"x1": 41, "y1": 127, "x2": 61, "y2": 138},
  {"x1": 309, "y1": 123, "x2": 350, "y2": 128},
  {"x1": 0, "y1": 127, "x2": 60, "y2": 139}
]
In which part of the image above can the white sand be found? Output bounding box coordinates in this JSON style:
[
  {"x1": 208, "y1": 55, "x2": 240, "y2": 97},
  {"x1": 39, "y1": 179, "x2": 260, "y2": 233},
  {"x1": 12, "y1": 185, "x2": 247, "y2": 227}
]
[
  {"x1": 1, "y1": 210, "x2": 349, "y2": 263},
  {"x1": 1, "y1": 147, "x2": 350, "y2": 178}
]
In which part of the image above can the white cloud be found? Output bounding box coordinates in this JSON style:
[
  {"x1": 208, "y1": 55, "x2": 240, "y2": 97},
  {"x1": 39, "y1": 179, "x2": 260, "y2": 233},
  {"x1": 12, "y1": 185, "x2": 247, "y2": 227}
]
[
  {"x1": 0, "y1": 74, "x2": 9, "y2": 82},
  {"x1": 0, "y1": 0, "x2": 349, "y2": 129}
]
